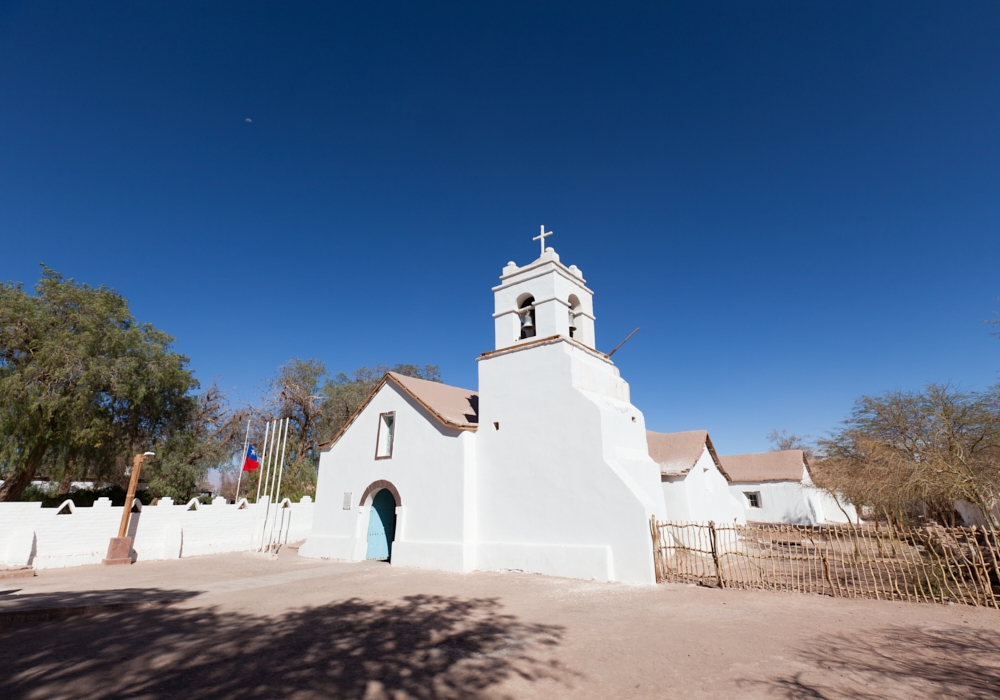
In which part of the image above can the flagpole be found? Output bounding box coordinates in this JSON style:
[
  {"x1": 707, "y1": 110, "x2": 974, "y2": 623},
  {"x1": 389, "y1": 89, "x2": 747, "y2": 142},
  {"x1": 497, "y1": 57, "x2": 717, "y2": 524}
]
[
  {"x1": 233, "y1": 419, "x2": 251, "y2": 503},
  {"x1": 263, "y1": 418, "x2": 278, "y2": 501},
  {"x1": 267, "y1": 417, "x2": 291, "y2": 552},
  {"x1": 258, "y1": 419, "x2": 281, "y2": 552},
  {"x1": 255, "y1": 420, "x2": 271, "y2": 504},
  {"x1": 265, "y1": 417, "x2": 283, "y2": 504},
  {"x1": 274, "y1": 417, "x2": 290, "y2": 505}
]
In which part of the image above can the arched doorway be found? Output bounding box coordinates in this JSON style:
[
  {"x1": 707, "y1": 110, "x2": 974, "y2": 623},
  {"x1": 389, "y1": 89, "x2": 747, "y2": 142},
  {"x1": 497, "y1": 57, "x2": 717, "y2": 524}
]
[{"x1": 365, "y1": 489, "x2": 397, "y2": 561}]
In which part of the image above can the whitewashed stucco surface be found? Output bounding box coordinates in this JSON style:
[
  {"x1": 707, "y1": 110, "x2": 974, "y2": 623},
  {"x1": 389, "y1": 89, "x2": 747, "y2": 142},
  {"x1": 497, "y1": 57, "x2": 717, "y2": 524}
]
[
  {"x1": 729, "y1": 474, "x2": 858, "y2": 525},
  {"x1": 660, "y1": 446, "x2": 747, "y2": 525},
  {"x1": 303, "y1": 246, "x2": 671, "y2": 585},
  {"x1": 474, "y1": 338, "x2": 667, "y2": 584},
  {"x1": 300, "y1": 380, "x2": 476, "y2": 572},
  {"x1": 0, "y1": 497, "x2": 313, "y2": 569}
]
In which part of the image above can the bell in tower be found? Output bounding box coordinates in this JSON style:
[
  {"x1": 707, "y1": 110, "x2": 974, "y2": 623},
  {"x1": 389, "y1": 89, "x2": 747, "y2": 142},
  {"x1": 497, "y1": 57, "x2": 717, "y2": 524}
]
[
  {"x1": 519, "y1": 297, "x2": 536, "y2": 339},
  {"x1": 491, "y1": 227, "x2": 596, "y2": 351}
]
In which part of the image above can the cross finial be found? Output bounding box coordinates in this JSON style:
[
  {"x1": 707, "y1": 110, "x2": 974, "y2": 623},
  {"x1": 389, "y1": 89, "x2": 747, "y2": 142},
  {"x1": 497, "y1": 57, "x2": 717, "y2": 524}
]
[{"x1": 533, "y1": 225, "x2": 553, "y2": 256}]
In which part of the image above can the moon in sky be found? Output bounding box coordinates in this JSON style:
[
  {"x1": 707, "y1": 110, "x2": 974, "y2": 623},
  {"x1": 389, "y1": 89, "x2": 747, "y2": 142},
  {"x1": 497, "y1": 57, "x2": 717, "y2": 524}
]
[{"x1": 245, "y1": 118, "x2": 252, "y2": 123}]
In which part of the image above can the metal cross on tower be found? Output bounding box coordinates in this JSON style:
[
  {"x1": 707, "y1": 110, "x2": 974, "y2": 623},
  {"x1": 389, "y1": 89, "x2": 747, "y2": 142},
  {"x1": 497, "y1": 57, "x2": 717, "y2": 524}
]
[{"x1": 533, "y1": 225, "x2": 553, "y2": 256}]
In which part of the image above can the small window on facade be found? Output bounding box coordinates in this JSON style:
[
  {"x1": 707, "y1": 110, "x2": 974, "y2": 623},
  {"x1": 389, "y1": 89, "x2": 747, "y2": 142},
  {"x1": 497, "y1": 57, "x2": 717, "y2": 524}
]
[
  {"x1": 744, "y1": 491, "x2": 762, "y2": 509},
  {"x1": 342, "y1": 492, "x2": 352, "y2": 510},
  {"x1": 376, "y1": 412, "x2": 395, "y2": 459}
]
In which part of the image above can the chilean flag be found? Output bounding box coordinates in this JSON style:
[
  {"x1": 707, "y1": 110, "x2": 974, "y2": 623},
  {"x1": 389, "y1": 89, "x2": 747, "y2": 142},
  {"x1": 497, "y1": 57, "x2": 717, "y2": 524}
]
[{"x1": 242, "y1": 444, "x2": 260, "y2": 472}]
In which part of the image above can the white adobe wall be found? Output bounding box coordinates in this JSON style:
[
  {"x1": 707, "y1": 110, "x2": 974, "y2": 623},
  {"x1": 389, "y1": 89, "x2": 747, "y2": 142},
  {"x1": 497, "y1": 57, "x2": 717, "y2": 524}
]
[
  {"x1": 660, "y1": 447, "x2": 747, "y2": 525},
  {"x1": 955, "y1": 499, "x2": 1000, "y2": 527},
  {"x1": 300, "y1": 381, "x2": 475, "y2": 572},
  {"x1": 475, "y1": 337, "x2": 667, "y2": 585},
  {"x1": 800, "y1": 469, "x2": 859, "y2": 524},
  {"x1": 0, "y1": 496, "x2": 313, "y2": 569},
  {"x1": 730, "y1": 480, "x2": 819, "y2": 524},
  {"x1": 728, "y1": 478, "x2": 858, "y2": 525},
  {"x1": 810, "y1": 490, "x2": 858, "y2": 524}
]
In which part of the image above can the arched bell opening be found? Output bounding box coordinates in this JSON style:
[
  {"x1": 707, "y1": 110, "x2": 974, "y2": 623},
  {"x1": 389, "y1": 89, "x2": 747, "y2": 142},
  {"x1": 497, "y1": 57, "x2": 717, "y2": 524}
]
[
  {"x1": 517, "y1": 294, "x2": 536, "y2": 340},
  {"x1": 567, "y1": 294, "x2": 581, "y2": 339}
]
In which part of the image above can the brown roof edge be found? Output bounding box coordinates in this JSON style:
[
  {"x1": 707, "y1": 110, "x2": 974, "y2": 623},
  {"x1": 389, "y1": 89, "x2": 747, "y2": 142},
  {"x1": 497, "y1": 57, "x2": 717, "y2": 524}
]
[
  {"x1": 646, "y1": 429, "x2": 710, "y2": 477},
  {"x1": 720, "y1": 450, "x2": 807, "y2": 483},
  {"x1": 317, "y1": 373, "x2": 477, "y2": 451},
  {"x1": 386, "y1": 372, "x2": 477, "y2": 432},
  {"x1": 317, "y1": 375, "x2": 389, "y2": 450},
  {"x1": 704, "y1": 434, "x2": 731, "y2": 482},
  {"x1": 477, "y1": 334, "x2": 608, "y2": 362}
]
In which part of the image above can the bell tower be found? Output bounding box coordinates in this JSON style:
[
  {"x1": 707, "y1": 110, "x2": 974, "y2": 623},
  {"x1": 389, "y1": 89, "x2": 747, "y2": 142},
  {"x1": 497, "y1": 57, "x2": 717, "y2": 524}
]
[
  {"x1": 492, "y1": 226, "x2": 596, "y2": 350},
  {"x1": 476, "y1": 226, "x2": 667, "y2": 584}
]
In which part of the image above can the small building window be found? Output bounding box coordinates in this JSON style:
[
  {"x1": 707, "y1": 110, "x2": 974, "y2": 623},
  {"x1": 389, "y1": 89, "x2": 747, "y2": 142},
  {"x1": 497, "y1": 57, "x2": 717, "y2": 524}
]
[
  {"x1": 744, "y1": 491, "x2": 762, "y2": 509},
  {"x1": 375, "y1": 412, "x2": 395, "y2": 459}
]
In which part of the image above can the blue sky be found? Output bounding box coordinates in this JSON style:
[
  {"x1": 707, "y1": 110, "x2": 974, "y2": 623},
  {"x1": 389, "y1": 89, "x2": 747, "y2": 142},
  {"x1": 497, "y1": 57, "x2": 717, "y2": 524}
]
[{"x1": 2, "y1": 2, "x2": 998, "y2": 455}]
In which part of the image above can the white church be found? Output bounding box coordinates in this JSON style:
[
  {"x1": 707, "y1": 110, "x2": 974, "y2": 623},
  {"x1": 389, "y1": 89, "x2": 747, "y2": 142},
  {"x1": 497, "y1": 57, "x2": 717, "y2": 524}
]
[{"x1": 301, "y1": 230, "x2": 751, "y2": 583}]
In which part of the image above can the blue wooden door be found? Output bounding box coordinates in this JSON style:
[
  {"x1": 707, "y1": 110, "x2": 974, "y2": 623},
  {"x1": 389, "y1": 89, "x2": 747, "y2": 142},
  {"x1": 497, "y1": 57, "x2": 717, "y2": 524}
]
[{"x1": 365, "y1": 489, "x2": 397, "y2": 561}]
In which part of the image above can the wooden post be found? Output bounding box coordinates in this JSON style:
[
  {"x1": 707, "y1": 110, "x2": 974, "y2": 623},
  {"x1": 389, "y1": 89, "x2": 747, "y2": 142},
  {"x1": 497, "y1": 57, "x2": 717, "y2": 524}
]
[
  {"x1": 821, "y1": 551, "x2": 836, "y2": 596},
  {"x1": 709, "y1": 521, "x2": 724, "y2": 589},
  {"x1": 650, "y1": 516, "x2": 663, "y2": 584},
  {"x1": 103, "y1": 452, "x2": 152, "y2": 565}
]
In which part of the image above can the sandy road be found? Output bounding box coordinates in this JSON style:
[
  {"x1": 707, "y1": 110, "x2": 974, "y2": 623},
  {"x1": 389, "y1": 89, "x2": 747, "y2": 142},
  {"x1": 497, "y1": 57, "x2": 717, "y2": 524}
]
[{"x1": 1, "y1": 546, "x2": 998, "y2": 699}]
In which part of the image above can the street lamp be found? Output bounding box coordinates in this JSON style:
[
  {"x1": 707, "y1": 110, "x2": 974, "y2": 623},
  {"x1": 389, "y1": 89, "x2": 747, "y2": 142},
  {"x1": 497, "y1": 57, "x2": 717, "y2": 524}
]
[{"x1": 102, "y1": 451, "x2": 155, "y2": 566}]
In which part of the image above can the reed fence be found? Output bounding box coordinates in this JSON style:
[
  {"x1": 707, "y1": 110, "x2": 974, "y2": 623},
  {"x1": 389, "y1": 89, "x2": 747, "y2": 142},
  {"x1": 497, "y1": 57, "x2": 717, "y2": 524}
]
[{"x1": 650, "y1": 518, "x2": 1000, "y2": 608}]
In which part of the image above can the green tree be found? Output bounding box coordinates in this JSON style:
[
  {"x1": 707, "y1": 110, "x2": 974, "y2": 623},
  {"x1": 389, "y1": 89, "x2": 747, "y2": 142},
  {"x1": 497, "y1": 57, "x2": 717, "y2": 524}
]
[
  {"x1": 245, "y1": 358, "x2": 328, "y2": 502},
  {"x1": 318, "y1": 363, "x2": 440, "y2": 445},
  {"x1": 236, "y1": 360, "x2": 440, "y2": 503},
  {"x1": 0, "y1": 267, "x2": 198, "y2": 501},
  {"x1": 147, "y1": 383, "x2": 247, "y2": 502}
]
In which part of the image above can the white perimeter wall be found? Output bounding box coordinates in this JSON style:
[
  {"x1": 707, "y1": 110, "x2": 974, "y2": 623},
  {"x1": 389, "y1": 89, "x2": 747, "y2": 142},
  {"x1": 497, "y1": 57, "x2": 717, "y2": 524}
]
[
  {"x1": 300, "y1": 381, "x2": 475, "y2": 572},
  {"x1": 661, "y1": 447, "x2": 747, "y2": 525},
  {"x1": 0, "y1": 497, "x2": 313, "y2": 569},
  {"x1": 475, "y1": 339, "x2": 666, "y2": 584}
]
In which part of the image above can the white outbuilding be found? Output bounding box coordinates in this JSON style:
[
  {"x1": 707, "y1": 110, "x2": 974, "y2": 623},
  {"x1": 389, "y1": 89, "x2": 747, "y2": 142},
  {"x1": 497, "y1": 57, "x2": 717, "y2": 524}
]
[
  {"x1": 721, "y1": 450, "x2": 859, "y2": 525},
  {"x1": 647, "y1": 430, "x2": 746, "y2": 525},
  {"x1": 301, "y1": 234, "x2": 667, "y2": 584}
]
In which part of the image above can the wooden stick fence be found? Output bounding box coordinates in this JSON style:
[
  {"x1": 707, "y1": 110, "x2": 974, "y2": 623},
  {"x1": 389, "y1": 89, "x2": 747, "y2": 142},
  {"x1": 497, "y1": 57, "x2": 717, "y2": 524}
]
[{"x1": 650, "y1": 518, "x2": 1000, "y2": 608}]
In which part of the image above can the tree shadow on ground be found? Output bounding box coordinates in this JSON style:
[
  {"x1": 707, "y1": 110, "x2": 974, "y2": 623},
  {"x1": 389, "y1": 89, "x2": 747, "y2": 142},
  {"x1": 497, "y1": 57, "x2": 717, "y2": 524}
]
[
  {"x1": 0, "y1": 587, "x2": 197, "y2": 613},
  {"x1": 0, "y1": 592, "x2": 567, "y2": 699},
  {"x1": 748, "y1": 625, "x2": 1000, "y2": 700}
]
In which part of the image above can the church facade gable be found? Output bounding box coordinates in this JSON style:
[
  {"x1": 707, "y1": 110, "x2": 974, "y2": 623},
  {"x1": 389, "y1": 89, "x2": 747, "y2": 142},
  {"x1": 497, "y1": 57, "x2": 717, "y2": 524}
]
[
  {"x1": 318, "y1": 372, "x2": 477, "y2": 452},
  {"x1": 300, "y1": 379, "x2": 476, "y2": 570}
]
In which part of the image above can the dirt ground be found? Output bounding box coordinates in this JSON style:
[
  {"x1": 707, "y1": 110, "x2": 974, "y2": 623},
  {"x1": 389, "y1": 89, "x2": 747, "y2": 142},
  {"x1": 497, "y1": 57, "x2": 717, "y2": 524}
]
[{"x1": 1, "y1": 546, "x2": 998, "y2": 699}]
